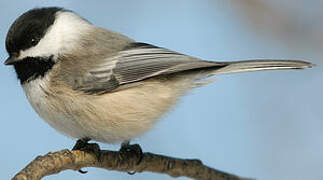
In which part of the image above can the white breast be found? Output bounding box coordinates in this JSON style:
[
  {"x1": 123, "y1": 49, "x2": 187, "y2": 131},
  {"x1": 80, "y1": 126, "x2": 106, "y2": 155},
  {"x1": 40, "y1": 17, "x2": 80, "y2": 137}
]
[
  {"x1": 22, "y1": 77, "x2": 87, "y2": 140},
  {"x1": 21, "y1": 73, "x2": 196, "y2": 143}
]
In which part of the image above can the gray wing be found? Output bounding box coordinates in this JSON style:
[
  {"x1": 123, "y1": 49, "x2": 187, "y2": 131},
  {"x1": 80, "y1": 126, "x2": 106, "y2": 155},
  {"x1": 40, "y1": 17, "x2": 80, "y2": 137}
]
[{"x1": 72, "y1": 43, "x2": 226, "y2": 94}]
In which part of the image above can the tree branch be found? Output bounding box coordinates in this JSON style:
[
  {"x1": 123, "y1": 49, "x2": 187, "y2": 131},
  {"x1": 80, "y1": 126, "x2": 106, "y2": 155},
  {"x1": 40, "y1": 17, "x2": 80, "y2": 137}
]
[{"x1": 12, "y1": 148, "x2": 252, "y2": 180}]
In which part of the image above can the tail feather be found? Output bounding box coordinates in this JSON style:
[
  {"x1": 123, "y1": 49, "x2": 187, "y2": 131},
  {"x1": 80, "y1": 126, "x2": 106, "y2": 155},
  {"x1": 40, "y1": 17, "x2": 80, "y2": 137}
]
[{"x1": 212, "y1": 59, "x2": 314, "y2": 75}]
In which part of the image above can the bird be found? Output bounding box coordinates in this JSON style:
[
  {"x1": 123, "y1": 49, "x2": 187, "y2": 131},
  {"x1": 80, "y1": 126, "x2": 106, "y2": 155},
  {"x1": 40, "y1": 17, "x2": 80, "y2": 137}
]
[{"x1": 4, "y1": 7, "x2": 313, "y2": 152}]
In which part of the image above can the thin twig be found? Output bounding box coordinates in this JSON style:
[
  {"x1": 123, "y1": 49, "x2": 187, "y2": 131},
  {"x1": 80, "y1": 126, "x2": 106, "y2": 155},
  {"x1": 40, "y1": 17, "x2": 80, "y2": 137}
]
[{"x1": 12, "y1": 148, "x2": 253, "y2": 180}]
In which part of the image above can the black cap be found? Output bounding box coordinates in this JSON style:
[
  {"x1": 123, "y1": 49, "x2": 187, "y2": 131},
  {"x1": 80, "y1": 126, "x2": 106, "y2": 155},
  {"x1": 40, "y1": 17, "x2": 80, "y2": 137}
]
[{"x1": 5, "y1": 7, "x2": 63, "y2": 57}]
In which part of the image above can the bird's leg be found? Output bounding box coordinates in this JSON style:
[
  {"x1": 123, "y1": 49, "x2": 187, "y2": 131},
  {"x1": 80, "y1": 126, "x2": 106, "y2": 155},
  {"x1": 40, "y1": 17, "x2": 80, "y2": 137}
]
[
  {"x1": 72, "y1": 137, "x2": 91, "y2": 150},
  {"x1": 120, "y1": 140, "x2": 143, "y2": 160},
  {"x1": 119, "y1": 140, "x2": 144, "y2": 175},
  {"x1": 71, "y1": 138, "x2": 101, "y2": 174}
]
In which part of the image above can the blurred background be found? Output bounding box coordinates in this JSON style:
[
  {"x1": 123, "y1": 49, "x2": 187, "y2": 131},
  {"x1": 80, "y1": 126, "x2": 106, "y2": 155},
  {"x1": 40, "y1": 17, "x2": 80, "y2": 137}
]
[{"x1": 0, "y1": 0, "x2": 322, "y2": 180}]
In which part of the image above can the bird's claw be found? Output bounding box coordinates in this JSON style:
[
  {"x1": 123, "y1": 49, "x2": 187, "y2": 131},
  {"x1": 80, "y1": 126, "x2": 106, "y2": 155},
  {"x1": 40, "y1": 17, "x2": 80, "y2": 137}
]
[
  {"x1": 72, "y1": 138, "x2": 101, "y2": 174},
  {"x1": 119, "y1": 142, "x2": 144, "y2": 175}
]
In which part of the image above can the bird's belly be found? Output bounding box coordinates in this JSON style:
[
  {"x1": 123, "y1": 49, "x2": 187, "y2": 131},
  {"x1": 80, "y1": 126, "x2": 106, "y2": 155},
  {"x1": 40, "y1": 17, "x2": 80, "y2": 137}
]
[
  {"x1": 23, "y1": 78, "x2": 90, "y2": 141},
  {"x1": 22, "y1": 77, "x2": 189, "y2": 143}
]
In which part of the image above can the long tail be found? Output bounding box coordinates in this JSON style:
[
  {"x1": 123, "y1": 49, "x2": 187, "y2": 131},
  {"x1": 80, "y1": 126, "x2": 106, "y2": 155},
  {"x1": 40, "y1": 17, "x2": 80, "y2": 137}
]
[{"x1": 212, "y1": 59, "x2": 314, "y2": 75}]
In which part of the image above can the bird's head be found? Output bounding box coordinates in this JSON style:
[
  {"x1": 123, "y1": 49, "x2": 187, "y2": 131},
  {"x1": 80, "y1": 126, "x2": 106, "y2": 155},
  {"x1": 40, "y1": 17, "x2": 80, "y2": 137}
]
[{"x1": 5, "y1": 7, "x2": 91, "y2": 66}]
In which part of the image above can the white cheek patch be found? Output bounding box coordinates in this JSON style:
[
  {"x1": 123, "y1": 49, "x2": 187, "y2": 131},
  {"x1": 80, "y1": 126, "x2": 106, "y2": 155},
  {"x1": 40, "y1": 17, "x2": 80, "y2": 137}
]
[
  {"x1": 18, "y1": 11, "x2": 92, "y2": 60},
  {"x1": 18, "y1": 28, "x2": 60, "y2": 59}
]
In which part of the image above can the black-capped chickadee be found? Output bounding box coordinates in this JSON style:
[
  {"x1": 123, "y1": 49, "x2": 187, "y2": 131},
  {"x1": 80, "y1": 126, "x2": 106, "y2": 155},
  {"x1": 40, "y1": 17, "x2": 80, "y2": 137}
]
[{"x1": 4, "y1": 7, "x2": 313, "y2": 148}]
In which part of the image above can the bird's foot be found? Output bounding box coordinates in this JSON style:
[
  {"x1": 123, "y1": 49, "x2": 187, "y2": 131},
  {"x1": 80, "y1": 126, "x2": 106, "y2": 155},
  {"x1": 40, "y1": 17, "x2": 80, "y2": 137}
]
[
  {"x1": 119, "y1": 141, "x2": 144, "y2": 175},
  {"x1": 72, "y1": 138, "x2": 101, "y2": 174}
]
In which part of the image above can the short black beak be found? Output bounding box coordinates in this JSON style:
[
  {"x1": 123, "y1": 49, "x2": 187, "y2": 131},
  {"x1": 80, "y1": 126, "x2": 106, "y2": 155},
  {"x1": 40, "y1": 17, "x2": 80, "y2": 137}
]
[{"x1": 4, "y1": 56, "x2": 19, "y2": 65}]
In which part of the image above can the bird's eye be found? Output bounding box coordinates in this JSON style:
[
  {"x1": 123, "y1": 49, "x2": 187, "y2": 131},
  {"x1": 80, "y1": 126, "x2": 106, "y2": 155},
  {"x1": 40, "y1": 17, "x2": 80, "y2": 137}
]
[{"x1": 30, "y1": 38, "x2": 39, "y2": 46}]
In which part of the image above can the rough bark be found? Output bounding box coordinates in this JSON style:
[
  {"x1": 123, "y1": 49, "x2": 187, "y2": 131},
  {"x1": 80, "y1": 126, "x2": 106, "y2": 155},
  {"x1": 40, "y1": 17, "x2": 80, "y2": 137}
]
[{"x1": 12, "y1": 148, "x2": 253, "y2": 180}]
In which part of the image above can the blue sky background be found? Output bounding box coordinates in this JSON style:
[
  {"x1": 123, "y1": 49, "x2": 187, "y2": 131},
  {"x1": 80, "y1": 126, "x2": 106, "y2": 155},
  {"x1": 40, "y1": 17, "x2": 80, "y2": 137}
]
[{"x1": 0, "y1": 1, "x2": 322, "y2": 180}]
